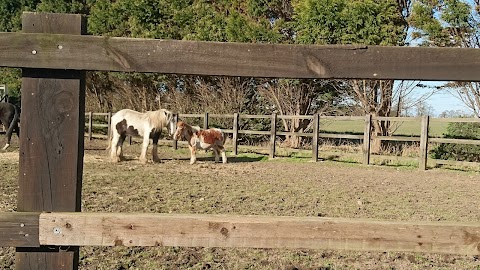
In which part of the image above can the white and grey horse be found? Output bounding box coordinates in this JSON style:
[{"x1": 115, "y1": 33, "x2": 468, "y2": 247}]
[
  {"x1": 109, "y1": 109, "x2": 176, "y2": 163},
  {"x1": 173, "y1": 121, "x2": 227, "y2": 164},
  {"x1": 0, "y1": 102, "x2": 20, "y2": 150}
]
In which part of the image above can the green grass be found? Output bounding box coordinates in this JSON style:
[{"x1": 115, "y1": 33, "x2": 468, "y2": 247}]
[{"x1": 319, "y1": 119, "x2": 448, "y2": 137}]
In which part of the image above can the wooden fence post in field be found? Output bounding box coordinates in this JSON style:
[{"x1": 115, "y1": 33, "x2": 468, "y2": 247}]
[
  {"x1": 270, "y1": 112, "x2": 277, "y2": 159},
  {"x1": 107, "y1": 112, "x2": 112, "y2": 138},
  {"x1": 233, "y1": 113, "x2": 239, "y2": 156},
  {"x1": 88, "y1": 111, "x2": 93, "y2": 140},
  {"x1": 312, "y1": 114, "x2": 320, "y2": 162},
  {"x1": 17, "y1": 12, "x2": 86, "y2": 270},
  {"x1": 204, "y1": 112, "x2": 209, "y2": 129},
  {"x1": 419, "y1": 115, "x2": 430, "y2": 170},
  {"x1": 173, "y1": 113, "x2": 179, "y2": 150},
  {"x1": 363, "y1": 114, "x2": 372, "y2": 165}
]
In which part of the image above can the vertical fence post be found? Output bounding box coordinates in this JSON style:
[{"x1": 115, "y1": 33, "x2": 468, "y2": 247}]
[
  {"x1": 204, "y1": 112, "x2": 209, "y2": 130},
  {"x1": 88, "y1": 111, "x2": 93, "y2": 140},
  {"x1": 173, "y1": 113, "x2": 179, "y2": 150},
  {"x1": 17, "y1": 12, "x2": 86, "y2": 270},
  {"x1": 419, "y1": 115, "x2": 430, "y2": 170},
  {"x1": 312, "y1": 113, "x2": 319, "y2": 162},
  {"x1": 270, "y1": 112, "x2": 277, "y2": 159},
  {"x1": 107, "y1": 112, "x2": 112, "y2": 138},
  {"x1": 233, "y1": 113, "x2": 239, "y2": 156},
  {"x1": 363, "y1": 114, "x2": 372, "y2": 165}
]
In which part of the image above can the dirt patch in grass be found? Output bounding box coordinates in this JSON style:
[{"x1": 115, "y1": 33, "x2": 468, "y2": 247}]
[{"x1": 1, "y1": 138, "x2": 480, "y2": 269}]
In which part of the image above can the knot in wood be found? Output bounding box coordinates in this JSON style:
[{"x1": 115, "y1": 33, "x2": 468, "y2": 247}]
[{"x1": 220, "y1": 227, "x2": 229, "y2": 238}]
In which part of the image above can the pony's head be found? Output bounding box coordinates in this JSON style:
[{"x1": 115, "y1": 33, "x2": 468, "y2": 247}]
[
  {"x1": 164, "y1": 110, "x2": 177, "y2": 136},
  {"x1": 173, "y1": 121, "x2": 186, "y2": 140}
]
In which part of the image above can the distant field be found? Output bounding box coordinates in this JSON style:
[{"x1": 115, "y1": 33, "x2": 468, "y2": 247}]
[{"x1": 319, "y1": 119, "x2": 449, "y2": 137}]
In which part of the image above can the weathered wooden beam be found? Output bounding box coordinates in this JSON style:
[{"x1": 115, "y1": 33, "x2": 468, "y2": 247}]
[
  {"x1": 36, "y1": 212, "x2": 480, "y2": 255},
  {"x1": 0, "y1": 212, "x2": 39, "y2": 247},
  {"x1": 16, "y1": 12, "x2": 86, "y2": 270},
  {"x1": 1, "y1": 32, "x2": 480, "y2": 81}
]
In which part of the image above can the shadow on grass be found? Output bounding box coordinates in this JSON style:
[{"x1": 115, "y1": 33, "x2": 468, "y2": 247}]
[{"x1": 174, "y1": 155, "x2": 267, "y2": 163}]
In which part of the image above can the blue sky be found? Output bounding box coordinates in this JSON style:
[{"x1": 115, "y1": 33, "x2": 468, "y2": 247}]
[
  {"x1": 420, "y1": 82, "x2": 470, "y2": 116},
  {"x1": 407, "y1": 0, "x2": 475, "y2": 117}
]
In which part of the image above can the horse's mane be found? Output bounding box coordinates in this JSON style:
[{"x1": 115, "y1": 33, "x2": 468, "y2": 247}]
[
  {"x1": 179, "y1": 121, "x2": 200, "y2": 132},
  {"x1": 145, "y1": 109, "x2": 172, "y2": 131}
]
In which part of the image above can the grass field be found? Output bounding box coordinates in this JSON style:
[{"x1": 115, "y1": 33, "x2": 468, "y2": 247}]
[
  {"x1": 318, "y1": 119, "x2": 449, "y2": 137},
  {"x1": 1, "y1": 138, "x2": 480, "y2": 269}
]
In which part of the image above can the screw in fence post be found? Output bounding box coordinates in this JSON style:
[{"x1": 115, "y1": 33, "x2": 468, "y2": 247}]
[
  {"x1": 419, "y1": 115, "x2": 430, "y2": 170},
  {"x1": 312, "y1": 113, "x2": 319, "y2": 162},
  {"x1": 270, "y1": 112, "x2": 277, "y2": 159},
  {"x1": 363, "y1": 114, "x2": 372, "y2": 165},
  {"x1": 233, "y1": 113, "x2": 239, "y2": 156}
]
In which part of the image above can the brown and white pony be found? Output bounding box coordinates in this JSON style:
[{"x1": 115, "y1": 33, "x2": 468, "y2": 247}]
[
  {"x1": 0, "y1": 102, "x2": 20, "y2": 150},
  {"x1": 173, "y1": 121, "x2": 227, "y2": 164},
  {"x1": 109, "y1": 109, "x2": 176, "y2": 163}
]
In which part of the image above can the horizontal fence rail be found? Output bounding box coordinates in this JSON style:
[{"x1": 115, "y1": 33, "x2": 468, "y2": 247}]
[
  {"x1": 2, "y1": 33, "x2": 480, "y2": 81},
  {"x1": 86, "y1": 112, "x2": 480, "y2": 169},
  {"x1": 1, "y1": 212, "x2": 480, "y2": 255}
]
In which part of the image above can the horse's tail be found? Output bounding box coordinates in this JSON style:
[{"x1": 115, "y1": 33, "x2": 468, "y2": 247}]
[{"x1": 2, "y1": 104, "x2": 20, "y2": 150}]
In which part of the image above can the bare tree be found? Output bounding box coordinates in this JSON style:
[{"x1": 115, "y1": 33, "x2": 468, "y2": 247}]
[
  {"x1": 258, "y1": 79, "x2": 341, "y2": 148},
  {"x1": 349, "y1": 79, "x2": 393, "y2": 153},
  {"x1": 445, "y1": 82, "x2": 480, "y2": 117}
]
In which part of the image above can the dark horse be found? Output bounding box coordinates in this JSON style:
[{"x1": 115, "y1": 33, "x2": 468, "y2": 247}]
[{"x1": 0, "y1": 102, "x2": 20, "y2": 150}]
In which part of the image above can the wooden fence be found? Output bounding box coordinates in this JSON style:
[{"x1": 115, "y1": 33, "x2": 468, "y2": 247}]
[
  {"x1": 1, "y1": 12, "x2": 480, "y2": 270},
  {"x1": 85, "y1": 111, "x2": 480, "y2": 170}
]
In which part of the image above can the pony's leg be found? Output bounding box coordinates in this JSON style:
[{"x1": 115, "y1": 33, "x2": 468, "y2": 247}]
[
  {"x1": 110, "y1": 133, "x2": 121, "y2": 162},
  {"x1": 139, "y1": 134, "x2": 150, "y2": 164},
  {"x1": 2, "y1": 120, "x2": 12, "y2": 150},
  {"x1": 189, "y1": 145, "x2": 197, "y2": 165},
  {"x1": 1, "y1": 131, "x2": 9, "y2": 150},
  {"x1": 219, "y1": 145, "x2": 227, "y2": 164},
  {"x1": 117, "y1": 135, "x2": 126, "y2": 161},
  {"x1": 0, "y1": 120, "x2": 6, "y2": 149},
  {"x1": 151, "y1": 133, "x2": 161, "y2": 163},
  {"x1": 213, "y1": 147, "x2": 220, "y2": 163}
]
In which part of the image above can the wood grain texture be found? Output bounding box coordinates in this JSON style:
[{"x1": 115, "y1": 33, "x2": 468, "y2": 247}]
[
  {"x1": 19, "y1": 70, "x2": 84, "y2": 212},
  {"x1": 17, "y1": 12, "x2": 85, "y2": 270},
  {"x1": 419, "y1": 115, "x2": 430, "y2": 170},
  {"x1": 363, "y1": 114, "x2": 372, "y2": 165},
  {"x1": 312, "y1": 114, "x2": 319, "y2": 162},
  {"x1": 232, "y1": 113, "x2": 239, "y2": 156},
  {"x1": 269, "y1": 113, "x2": 277, "y2": 159},
  {"x1": 0, "y1": 213, "x2": 39, "y2": 247},
  {"x1": 1, "y1": 32, "x2": 480, "y2": 81},
  {"x1": 38, "y1": 212, "x2": 480, "y2": 255}
]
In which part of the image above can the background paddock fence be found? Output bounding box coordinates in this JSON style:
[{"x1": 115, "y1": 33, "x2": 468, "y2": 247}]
[
  {"x1": 85, "y1": 111, "x2": 480, "y2": 170},
  {"x1": 1, "y1": 12, "x2": 480, "y2": 270}
]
